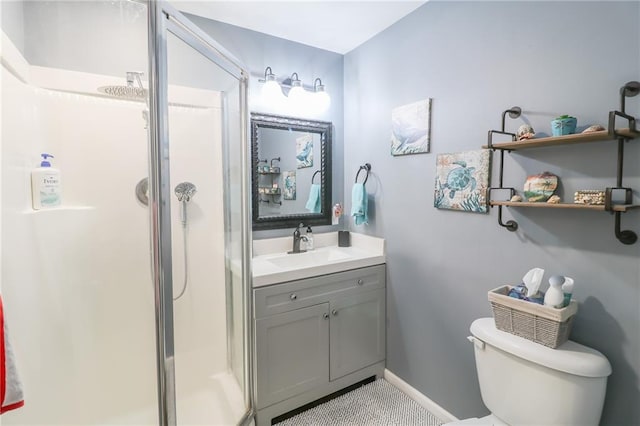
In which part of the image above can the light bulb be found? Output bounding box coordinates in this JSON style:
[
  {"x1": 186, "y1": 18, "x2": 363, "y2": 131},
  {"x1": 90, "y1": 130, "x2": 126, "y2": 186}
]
[
  {"x1": 314, "y1": 90, "x2": 330, "y2": 112},
  {"x1": 288, "y1": 85, "x2": 307, "y2": 106},
  {"x1": 262, "y1": 79, "x2": 283, "y2": 103},
  {"x1": 311, "y1": 78, "x2": 330, "y2": 113}
]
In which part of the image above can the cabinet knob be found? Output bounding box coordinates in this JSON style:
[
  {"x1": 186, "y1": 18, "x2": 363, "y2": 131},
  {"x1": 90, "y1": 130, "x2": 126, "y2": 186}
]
[
  {"x1": 332, "y1": 309, "x2": 338, "y2": 316},
  {"x1": 290, "y1": 293, "x2": 297, "y2": 300},
  {"x1": 323, "y1": 313, "x2": 329, "y2": 320},
  {"x1": 357, "y1": 279, "x2": 364, "y2": 285}
]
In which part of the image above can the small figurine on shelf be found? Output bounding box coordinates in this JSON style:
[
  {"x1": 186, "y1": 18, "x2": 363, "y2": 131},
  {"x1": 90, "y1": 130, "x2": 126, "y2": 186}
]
[
  {"x1": 516, "y1": 124, "x2": 536, "y2": 140},
  {"x1": 510, "y1": 194, "x2": 523, "y2": 202}
]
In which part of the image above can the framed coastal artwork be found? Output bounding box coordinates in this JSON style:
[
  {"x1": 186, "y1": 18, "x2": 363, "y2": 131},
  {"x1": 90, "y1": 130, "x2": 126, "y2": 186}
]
[
  {"x1": 296, "y1": 133, "x2": 313, "y2": 168},
  {"x1": 434, "y1": 149, "x2": 491, "y2": 213},
  {"x1": 283, "y1": 170, "x2": 296, "y2": 200},
  {"x1": 391, "y1": 98, "x2": 432, "y2": 156}
]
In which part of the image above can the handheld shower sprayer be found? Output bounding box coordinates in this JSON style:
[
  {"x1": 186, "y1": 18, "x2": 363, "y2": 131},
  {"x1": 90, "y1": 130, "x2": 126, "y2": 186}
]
[
  {"x1": 173, "y1": 182, "x2": 196, "y2": 301},
  {"x1": 175, "y1": 182, "x2": 197, "y2": 227}
]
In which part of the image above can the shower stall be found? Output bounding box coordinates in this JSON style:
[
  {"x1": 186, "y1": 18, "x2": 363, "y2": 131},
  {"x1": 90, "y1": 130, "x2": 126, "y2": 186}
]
[{"x1": 0, "y1": 1, "x2": 252, "y2": 425}]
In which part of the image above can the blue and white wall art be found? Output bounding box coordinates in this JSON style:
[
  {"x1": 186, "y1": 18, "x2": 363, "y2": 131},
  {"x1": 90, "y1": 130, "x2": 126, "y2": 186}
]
[
  {"x1": 391, "y1": 98, "x2": 432, "y2": 156},
  {"x1": 283, "y1": 170, "x2": 296, "y2": 200},
  {"x1": 296, "y1": 134, "x2": 314, "y2": 168}
]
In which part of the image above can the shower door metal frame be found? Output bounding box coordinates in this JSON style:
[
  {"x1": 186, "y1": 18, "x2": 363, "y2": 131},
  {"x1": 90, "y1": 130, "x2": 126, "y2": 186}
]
[{"x1": 147, "y1": 2, "x2": 253, "y2": 425}]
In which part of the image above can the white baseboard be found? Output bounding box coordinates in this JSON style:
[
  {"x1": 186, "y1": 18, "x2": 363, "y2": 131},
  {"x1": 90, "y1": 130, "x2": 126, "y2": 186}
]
[{"x1": 384, "y1": 369, "x2": 458, "y2": 423}]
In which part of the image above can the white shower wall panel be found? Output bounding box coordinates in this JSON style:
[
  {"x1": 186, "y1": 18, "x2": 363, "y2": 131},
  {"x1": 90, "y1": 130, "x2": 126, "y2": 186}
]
[{"x1": 1, "y1": 60, "x2": 229, "y2": 424}]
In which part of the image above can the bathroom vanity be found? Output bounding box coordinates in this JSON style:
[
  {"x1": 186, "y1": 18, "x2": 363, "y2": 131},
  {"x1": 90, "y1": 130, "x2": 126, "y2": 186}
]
[{"x1": 252, "y1": 233, "x2": 386, "y2": 425}]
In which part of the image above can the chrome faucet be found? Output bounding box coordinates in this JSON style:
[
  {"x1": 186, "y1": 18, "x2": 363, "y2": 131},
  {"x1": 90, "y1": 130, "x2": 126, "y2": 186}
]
[{"x1": 290, "y1": 223, "x2": 308, "y2": 254}]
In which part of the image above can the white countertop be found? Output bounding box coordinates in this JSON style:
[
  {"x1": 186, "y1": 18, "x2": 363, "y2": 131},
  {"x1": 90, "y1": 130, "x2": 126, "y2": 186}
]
[{"x1": 252, "y1": 232, "x2": 385, "y2": 287}]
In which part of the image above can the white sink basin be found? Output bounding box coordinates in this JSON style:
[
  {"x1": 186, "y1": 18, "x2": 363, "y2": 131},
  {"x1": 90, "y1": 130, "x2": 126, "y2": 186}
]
[
  {"x1": 252, "y1": 232, "x2": 385, "y2": 287},
  {"x1": 267, "y1": 248, "x2": 352, "y2": 268}
]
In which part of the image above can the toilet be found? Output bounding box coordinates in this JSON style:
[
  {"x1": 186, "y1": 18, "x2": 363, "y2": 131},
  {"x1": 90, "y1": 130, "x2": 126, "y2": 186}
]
[{"x1": 445, "y1": 318, "x2": 612, "y2": 426}]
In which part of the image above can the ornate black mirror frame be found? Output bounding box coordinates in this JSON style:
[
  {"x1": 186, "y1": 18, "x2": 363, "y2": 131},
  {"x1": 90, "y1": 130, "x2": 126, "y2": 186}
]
[{"x1": 251, "y1": 112, "x2": 332, "y2": 230}]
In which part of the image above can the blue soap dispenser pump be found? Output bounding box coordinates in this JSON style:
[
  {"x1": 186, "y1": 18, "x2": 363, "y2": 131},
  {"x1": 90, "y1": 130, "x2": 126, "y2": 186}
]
[{"x1": 31, "y1": 153, "x2": 61, "y2": 210}]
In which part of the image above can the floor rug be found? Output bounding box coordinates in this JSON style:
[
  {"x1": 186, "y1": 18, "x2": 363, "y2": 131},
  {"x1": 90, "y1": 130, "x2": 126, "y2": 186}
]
[{"x1": 275, "y1": 378, "x2": 444, "y2": 425}]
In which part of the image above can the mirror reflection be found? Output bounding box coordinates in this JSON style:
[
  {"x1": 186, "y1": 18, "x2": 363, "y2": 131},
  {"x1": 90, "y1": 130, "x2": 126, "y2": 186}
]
[{"x1": 251, "y1": 113, "x2": 332, "y2": 230}]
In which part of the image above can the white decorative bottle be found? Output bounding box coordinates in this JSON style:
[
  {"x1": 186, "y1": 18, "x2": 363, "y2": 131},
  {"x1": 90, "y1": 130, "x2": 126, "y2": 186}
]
[
  {"x1": 31, "y1": 153, "x2": 61, "y2": 210},
  {"x1": 305, "y1": 226, "x2": 314, "y2": 250},
  {"x1": 544, "y1": 275, "x2": 565, "y2": 309}
]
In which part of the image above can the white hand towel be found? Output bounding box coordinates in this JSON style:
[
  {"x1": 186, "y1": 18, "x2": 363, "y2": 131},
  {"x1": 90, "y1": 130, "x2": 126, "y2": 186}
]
[{"x1": 1, "y1": 294, "x2": 24, "y2": 414}]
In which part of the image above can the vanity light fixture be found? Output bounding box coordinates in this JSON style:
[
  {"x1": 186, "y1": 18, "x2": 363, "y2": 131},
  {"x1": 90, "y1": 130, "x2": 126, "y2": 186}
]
[{"x1": 259, "y1": 67, "x2": 331, "y2": 112}]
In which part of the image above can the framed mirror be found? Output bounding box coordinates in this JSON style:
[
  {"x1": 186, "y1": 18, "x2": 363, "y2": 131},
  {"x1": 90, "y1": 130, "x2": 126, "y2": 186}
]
[{"x1": 251, "y1": 113, "x2": 332, "y2": 230}]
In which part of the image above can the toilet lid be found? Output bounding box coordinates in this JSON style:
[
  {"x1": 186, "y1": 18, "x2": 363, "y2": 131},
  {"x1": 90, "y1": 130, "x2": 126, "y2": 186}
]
[{"x1": 471, "y1": 318, "x2": 612, "y2": 378}]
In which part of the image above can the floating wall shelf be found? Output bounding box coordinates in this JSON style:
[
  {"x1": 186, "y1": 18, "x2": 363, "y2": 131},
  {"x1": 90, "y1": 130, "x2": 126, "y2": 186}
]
[
  {"x1": 484, "y1": 81, "x2": 640, "y2": 245},
  {"x1": 490, "y1": 201, "x2": 639, "y2": 212},
  {"x1": 483, "y1": 128, "x2": 636, "y2": 150}
]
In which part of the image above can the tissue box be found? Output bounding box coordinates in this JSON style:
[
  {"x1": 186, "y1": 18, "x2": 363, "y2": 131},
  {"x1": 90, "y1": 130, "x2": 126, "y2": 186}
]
[{"x1": 488, "y1": 286, "x2": 578, "y2": 348}]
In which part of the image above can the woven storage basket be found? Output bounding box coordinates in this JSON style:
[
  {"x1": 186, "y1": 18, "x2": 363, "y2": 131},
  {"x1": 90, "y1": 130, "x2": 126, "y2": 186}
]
[{"x1": 488, "y1": 286, "x2": 578, "y2": 348}]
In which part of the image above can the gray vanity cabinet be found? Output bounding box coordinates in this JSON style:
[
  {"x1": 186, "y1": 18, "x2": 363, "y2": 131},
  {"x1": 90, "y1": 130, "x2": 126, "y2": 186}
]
[
  {"x1": 253, "y1": 264, "x2": 386, "y2": 425},
  {"x1": 255, "y1": 303, "x2": 330, "y2": 409},
  {"x1": 329, "y1": 288, "x2": 385, "y2": 381}
]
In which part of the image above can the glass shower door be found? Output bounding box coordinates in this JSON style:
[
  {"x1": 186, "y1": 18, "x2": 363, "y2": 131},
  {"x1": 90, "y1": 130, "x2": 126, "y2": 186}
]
[{"x1": 147, "y1": 3, "x2": 251, "y2": 425}]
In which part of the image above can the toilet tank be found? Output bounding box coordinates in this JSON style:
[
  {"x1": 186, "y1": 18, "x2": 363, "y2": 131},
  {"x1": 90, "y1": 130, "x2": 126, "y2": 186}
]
[{"x1": 469, "y1": 318, "x2": 612, "y2": 426}]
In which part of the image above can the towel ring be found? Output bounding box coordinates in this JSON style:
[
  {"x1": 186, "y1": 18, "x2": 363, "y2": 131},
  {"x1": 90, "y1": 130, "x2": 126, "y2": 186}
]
[
  {"x1": 312, "y1": 170, "x2": 321, "y2": 184},
  {"x1": 355, "y1": 163, "x2": 371, "y2": 184}
]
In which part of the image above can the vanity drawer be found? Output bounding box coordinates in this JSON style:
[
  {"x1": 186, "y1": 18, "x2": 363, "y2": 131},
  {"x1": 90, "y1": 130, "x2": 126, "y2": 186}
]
[{"x1": 254, "y1": 264, "x2": 385, "y2": 319}]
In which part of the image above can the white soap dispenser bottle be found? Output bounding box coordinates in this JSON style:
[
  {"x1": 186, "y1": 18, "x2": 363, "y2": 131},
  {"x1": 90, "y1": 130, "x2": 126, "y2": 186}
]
[
  {"x1": 305, "y1": 226, "x2": 314, "y2": 250},
  {"x1": 544, "y1": 275, "x2": 565, "y2": 309},
  {"x1": 31, "y1": 153, "x2": 61, "y2": 210}
]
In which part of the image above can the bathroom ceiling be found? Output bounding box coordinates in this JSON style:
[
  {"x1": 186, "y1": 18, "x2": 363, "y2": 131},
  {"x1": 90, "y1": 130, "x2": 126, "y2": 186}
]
[{"x1": 174, "y1": 1, "x2": 427, "y2": 54}]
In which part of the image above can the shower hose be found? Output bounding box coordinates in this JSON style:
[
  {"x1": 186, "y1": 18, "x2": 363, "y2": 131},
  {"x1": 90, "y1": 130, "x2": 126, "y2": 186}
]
[{"x1": 173, "y1": 221, "x2": 189, "y2": 301}]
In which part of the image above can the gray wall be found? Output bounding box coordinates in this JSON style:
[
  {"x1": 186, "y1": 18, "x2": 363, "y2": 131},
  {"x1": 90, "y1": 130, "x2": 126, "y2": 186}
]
[
  {"x1": 344, "y1": 1, "x2": 639, "y2": 424},
  {"x1": 185, "y1": 14, "x2": 345, "y2": 239}
]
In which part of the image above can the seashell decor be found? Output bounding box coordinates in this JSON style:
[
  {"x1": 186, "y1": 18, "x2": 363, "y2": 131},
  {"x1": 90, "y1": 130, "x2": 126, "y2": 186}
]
[
  {"x1": 516, "y1": 124, "x2": 536, "y2": 140},
  {"x1": 574, "y1": 190, "x2": 605, "y2": 205},
  {"x1": 510, "y1": 194, "x2": 523, "y2": 202},
  {"x1": 547, "y1": 195, "x2": 561, "y2": 204},
  {"x1": 582, "y1": 124, "x2": 606, "y2": 133}
]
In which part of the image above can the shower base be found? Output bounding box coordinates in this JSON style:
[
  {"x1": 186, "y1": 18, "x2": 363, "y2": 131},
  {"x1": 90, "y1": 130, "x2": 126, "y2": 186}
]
[{"x1": 106, "y1": 371, "x2": 245, "y2": 425}]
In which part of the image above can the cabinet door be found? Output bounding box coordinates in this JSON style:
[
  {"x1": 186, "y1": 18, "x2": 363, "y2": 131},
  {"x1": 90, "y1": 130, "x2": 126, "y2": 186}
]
[
  {"x1": 255, "y1": 303, "x2": 329, "y2": 409},
  {"x1": 329, "y1": 289, "x2": 385, "y2": 381}
]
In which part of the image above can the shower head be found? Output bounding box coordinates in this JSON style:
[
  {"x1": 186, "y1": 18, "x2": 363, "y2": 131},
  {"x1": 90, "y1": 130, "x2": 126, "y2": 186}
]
[
  {"x1": 175, "y1": 182, "x2": 197, "y2": 202},
  {"x1": 175, "y1": 182, "x2": 197, "y2": 227},
  {"x1": 98, "y1": 85, "x2": 147, "y2": 100},
  {"x1": 98, "y1": 71, "x2": 148, "y2": 100}
]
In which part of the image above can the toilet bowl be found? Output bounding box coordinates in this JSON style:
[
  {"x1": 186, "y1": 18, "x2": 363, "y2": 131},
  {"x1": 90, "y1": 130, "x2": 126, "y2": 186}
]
[{"x1": 444, "y1": 318, "x2": 612, "y2": 426}]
